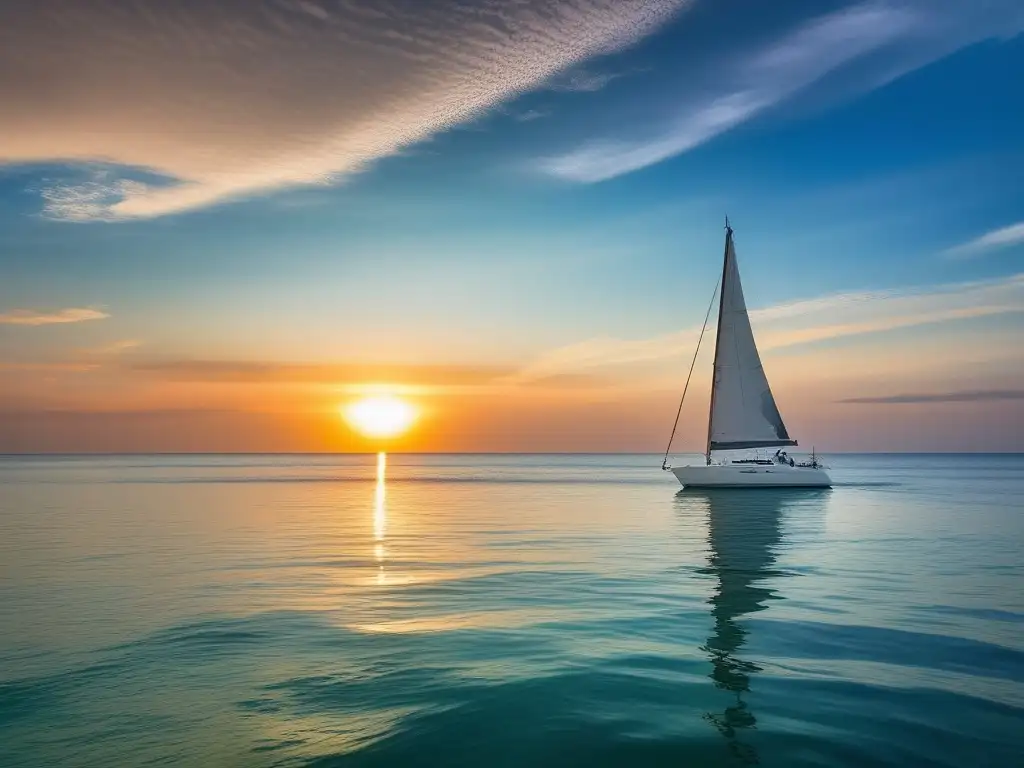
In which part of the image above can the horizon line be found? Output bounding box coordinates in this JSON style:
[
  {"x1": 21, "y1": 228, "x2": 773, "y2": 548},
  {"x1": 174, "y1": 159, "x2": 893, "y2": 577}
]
[{"x1": 2, "y1": 451, "x2": 1022, "y2": 457}]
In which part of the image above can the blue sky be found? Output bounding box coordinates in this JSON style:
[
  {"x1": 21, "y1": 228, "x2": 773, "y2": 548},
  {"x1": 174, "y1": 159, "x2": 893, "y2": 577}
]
[{"x1": 1, "y1": 0, "x2": 1022, "y2": 451}]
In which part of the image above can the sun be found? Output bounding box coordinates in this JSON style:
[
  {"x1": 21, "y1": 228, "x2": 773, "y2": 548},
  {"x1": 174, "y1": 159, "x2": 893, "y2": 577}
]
[{"x1": 342, "y1": 395, "x2": 417, "y2": 439}]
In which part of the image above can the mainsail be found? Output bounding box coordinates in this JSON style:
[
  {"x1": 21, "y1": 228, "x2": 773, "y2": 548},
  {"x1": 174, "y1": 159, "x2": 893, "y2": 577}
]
[{"x1": 706, "y1": 226, "x2": 796, "y2": 456}]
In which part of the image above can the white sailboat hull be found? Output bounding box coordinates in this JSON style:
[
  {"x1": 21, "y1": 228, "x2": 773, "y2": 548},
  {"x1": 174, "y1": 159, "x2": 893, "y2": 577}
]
[{"x1": 671, "y1": 463, "x2": 832, "y2": 488}]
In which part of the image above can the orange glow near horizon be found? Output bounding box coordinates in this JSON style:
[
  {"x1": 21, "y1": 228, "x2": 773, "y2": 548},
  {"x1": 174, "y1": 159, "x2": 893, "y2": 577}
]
[{"x1": 342, "y1": 394, "x2": 417, "y2": 439}]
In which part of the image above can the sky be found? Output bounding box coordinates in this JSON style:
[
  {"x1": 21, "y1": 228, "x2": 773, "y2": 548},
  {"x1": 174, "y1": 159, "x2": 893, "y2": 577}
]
[{"x1": 1, "y1": 0, "x2": 1023, "y2": 453}]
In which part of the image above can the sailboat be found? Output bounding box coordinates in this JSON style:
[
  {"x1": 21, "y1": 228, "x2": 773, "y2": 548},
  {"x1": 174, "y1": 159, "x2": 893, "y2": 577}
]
[{"x1": 664, "y1": 221, "x2": 831, "y2": 488}]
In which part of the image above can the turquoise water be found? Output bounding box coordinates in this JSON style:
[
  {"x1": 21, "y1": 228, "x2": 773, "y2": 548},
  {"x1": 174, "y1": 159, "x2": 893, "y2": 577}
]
[{"x1": 1, "y1": 453, "x2": 1022, "y2": 766}]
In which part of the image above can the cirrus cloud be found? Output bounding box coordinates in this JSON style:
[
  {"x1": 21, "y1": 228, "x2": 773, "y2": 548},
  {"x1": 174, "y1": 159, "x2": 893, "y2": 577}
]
[
  {"x1": 540, "y1": 0, "x2": 1024, "y2": 182},
  {"x1": 841, "y1": 389, "x2": 1024, "y2": 404},
  {"x1": 514, "y1": 272, "x2": 1024, "y2": 380},
  {"x1": 944, "y1": 221, "x2": 1024, "y2": 258},
  {"x1": 1, "y1": 0, "x2": 692, "y2": 221},
  {"x1": 0, "y1": 307, "x2": 110, "y2": 326}
]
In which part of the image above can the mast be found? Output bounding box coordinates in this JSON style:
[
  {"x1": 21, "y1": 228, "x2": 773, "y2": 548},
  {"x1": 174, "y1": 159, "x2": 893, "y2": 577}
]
[{"x1": 706, "y1": 217, "x2": 732, "y2": 465}]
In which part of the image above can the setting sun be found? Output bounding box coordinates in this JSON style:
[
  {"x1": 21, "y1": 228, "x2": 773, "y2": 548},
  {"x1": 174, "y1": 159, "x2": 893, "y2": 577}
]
[{"x1": 342, "y1": 395, "x2": 417, "y2": 439}]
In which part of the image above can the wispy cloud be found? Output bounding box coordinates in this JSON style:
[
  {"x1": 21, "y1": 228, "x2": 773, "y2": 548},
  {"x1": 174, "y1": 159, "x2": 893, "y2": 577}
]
[
  {"x1": 514, "y1": 109, "x2": 551, "y2": 122},
  {"x1": 540, "y1": 0, "x2": 1024, "y2": 182},
  {"x1": 0, "y1": 361, "x2": 100, "y2": 373},
  {"x1": 1, "y1": 0, "x2": 692, "y2": 220},
  {"x1": 516, "y1": 272, "x2": 1024, "y2": 380},
  {"x1": 129, "y1": 359, "x2": 513, "y2": 387},
  {"x1": 0, "y1": 307, "x2": 109, "y2": 326},
  {"x1": 40, "y1": 171, "x2": 148, "y2": 222},
  {"x1": 540, "y1": 91, "x2": 769, "y2": 182},
  {"x1": 547, "y1": 67, "x2": 627, "y2": 92},
  {"x1": 79, "y1": 339, "x2": 141, "y2": 358},
  {"x1": 512, "y1": 329, "x2": 700, "y2": 383},
  {"x1": 944, "y1": 221, "x2": 1024, "y2": 258},
  {"x1": 841, "y1": 390, "x2": 1024, "y2": 404},
  {"x1": 122, "y1": 358, "x2": 609, "y2": 397}
]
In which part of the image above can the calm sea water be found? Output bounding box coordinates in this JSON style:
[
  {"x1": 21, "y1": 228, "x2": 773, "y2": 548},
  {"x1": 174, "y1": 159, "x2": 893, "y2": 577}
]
[{"x1": 1, "y1": 453, "x2": 1022, "y2": 766}]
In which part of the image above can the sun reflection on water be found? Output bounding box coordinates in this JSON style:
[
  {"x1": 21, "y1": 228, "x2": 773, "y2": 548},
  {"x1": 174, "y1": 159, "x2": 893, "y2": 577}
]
[{"x1": 374, "y1": 451, "x2": 387, "y2": 584}]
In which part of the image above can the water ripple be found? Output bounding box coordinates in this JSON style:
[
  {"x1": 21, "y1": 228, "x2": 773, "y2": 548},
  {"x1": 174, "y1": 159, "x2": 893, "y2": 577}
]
[{"x1": 1, "y1": 454, "x2": 1022, "y2": 766}]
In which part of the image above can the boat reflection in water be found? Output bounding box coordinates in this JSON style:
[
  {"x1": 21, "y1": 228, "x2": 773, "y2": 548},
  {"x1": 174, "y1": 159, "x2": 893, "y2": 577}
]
[{"x1": 679, "y1": 489, "x2": 829, "y2": 764}]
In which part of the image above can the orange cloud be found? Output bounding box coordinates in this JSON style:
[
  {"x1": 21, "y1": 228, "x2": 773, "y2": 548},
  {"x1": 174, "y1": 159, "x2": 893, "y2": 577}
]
[{"x1": 127, "y1": 359, "x2": 512, "y2": 387}]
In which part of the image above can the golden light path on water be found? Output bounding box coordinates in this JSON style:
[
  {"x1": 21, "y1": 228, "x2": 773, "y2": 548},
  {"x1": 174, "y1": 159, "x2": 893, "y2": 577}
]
[{"x1": 374, "y1": 451, "x2": 387, "y2": 585}]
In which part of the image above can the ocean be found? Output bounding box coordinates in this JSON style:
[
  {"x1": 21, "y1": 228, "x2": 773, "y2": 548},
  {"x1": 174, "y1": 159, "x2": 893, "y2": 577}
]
[{"x1": 1, "y1": 453, "x2": 1022, "y2": 766}]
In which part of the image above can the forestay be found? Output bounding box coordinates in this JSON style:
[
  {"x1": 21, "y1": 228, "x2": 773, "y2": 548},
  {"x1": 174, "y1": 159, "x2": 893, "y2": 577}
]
[{"x1": 707, "y1": 229, "x2": 796, "y2": 452}]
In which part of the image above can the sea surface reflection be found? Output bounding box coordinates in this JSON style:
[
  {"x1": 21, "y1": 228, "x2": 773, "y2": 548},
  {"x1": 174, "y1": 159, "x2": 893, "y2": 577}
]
[
  {"x1": 1, "y1": 454, "x2": 1022, "y2": 767},
  {"x1": 374, "y1": 451, "x2": 387, "y2": 584}
]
